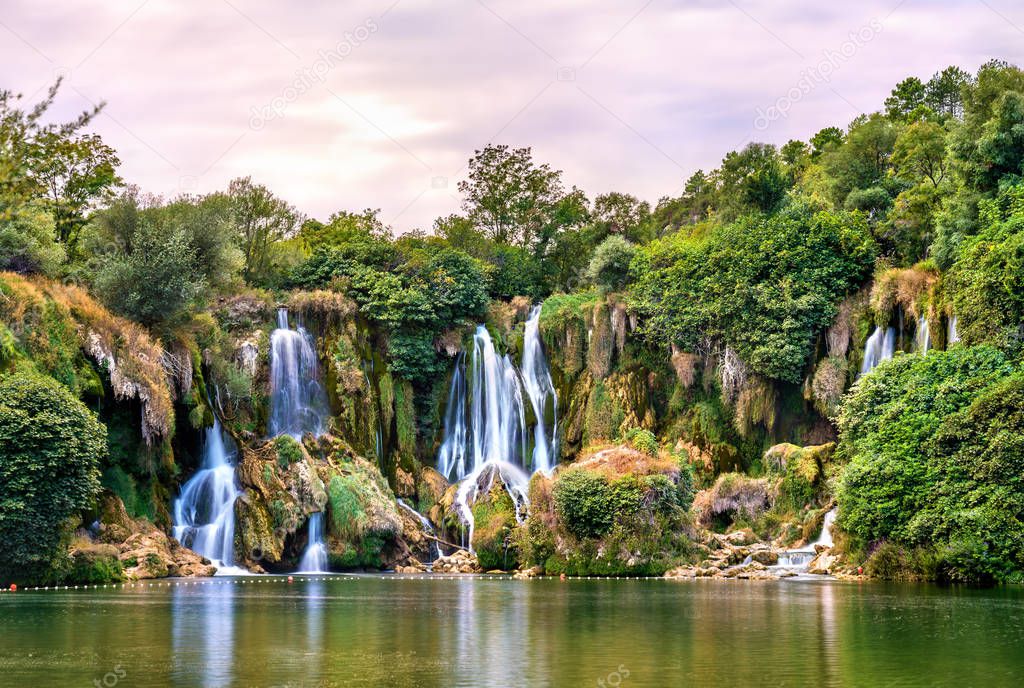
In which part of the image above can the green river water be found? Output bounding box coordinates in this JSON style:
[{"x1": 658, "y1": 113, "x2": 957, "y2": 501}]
[{"x1": 2, "y1": 575, "x2": 1023, "y2": 687}]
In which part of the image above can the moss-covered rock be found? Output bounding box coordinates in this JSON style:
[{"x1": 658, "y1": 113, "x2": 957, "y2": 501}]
[{"x1": 469, "y1": 476, "x2": 519, "y2": 571}]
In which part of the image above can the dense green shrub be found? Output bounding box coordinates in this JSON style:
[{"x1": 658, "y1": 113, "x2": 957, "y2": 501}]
[
  {"x1": 836, "y1": 347, "x2": 1023, "y2": 582},
  {"x1": 624, "y1": 427, "x2": 658, "y2": 456},
  {"x1": 0, "y1": 373, "x2": 106, "y2": 583},
  {"x1": 631, "y1": 204, "x2": 877, "y2": 383},
  {"x1": 586, "y1": 235, "x2": 636, "y2": 292},
  {"x1": 274, "y1": 435, "x2": 304, "y2": 468},
  {"x1": 553, "y1": 470, "x2": 615, "y2": 539}
]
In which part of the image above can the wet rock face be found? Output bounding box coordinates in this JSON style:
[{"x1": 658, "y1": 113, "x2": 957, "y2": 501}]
[{"x1": 432, "y1": 550, "x2": 482, "y2": 574}]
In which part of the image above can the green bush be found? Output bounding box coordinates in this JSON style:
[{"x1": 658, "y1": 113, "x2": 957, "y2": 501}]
[
  {"x1": 631, "y1": 204, "x2": 877, "y2": 383},
  {"x1": 586, "y1": 235, "x2": 636, "y2": 292},
  {"x1": 274, "y1": 435, "x2": 304, "y2": 468},
  {"x1": 0, "y1": 373, "x2": 106, "y2": 583},
  {"x1": 624, "y1": 427, "x2": 658, "y2": 456},
  {"x1": 837, "y1": 347, "x2": 1024, "y2": 582},
  {"x1": 553, "y1": 470, "x2": 615, "y2": 539}
]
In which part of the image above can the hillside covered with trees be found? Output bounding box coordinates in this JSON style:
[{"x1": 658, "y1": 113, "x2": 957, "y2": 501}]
[{"x1": 2, "y1": 59, "x2": 1023, "y2": 586}]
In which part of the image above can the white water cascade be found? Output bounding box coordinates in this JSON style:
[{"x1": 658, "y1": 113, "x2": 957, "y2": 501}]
[
  {"x1": 915, "y1": 316, "x2": 931, "y2": 354},
  {"x1": 437, "y1": 308, "x2": 559, "y2": 550},
  {"x1": 860, "y1": 326, "x2": 896, "y2": 376},
  {"x1": 948, "y1": 315, "x2": 960, "y2": 345},
  {"x1": 173, "y1": 418, "x2": 244, "y2": 574},
  {"x1": 269, "y1": 308, "x2": 330, "y2": 439},
  {"x1": 397, "y1": 498, "x2": 442, "y2": 562},
  {"x1": 521, "y1": 305, "x2": 558, "y2": 474},
  {"x1": 297, "y1": 512, "x2": 328, "y2": 573},
  {"x1": 775, "y1": 509, "x2": 837, "y2": 569}
]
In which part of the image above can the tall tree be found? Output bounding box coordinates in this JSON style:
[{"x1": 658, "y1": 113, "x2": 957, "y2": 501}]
[
  {"x1": 229, "y1": 177, "x2": 301, "y2": 283},
  {"x1": 458, "y1": 144, "x2": 566, "y2": 248}
]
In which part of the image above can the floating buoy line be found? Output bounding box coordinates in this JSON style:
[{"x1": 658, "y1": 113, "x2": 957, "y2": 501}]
[{"x1": 0, "y1": 574, "x2": 680, "y2": 594}]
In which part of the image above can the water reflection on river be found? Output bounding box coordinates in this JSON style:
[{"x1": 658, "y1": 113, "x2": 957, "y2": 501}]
[{"x1": 3, "y1": 576, "x2": 1024, "y2": 687}]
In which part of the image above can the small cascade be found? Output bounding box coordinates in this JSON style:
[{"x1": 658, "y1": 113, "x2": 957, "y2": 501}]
[
  {"x1": 915, "y1": 316, "x2": 931, "y2": 354},
  {"x1": 436, "y1": 310, "x2": 559, "y2": 550},
  {"x1": 173, "y1": 418, "x2": 242, "y2": 573},
  {"x1": 397, "y1": 498, "x2": 442, "y2": 562},
  {"x1": 521, "y1": 305, "x2": 557, "y2": 474},
  {"x1": 948, "y1": 315, "x2": 960, "y2": 345},
  {"x1": 297, "y1": 512, "x2": 328, "y2": 573},
  {"x1": 776, "y1": 509, "x2": 837, "y2": 569},
  {"x1": 860, "y1": 326, "x2": 896, "y2": 376},
  {"x1": 269, "y1": 308, "x2": 330, "y2": 439},
  {"x1": 437, "y1": 352, "x2": 469, "y2": 481}
]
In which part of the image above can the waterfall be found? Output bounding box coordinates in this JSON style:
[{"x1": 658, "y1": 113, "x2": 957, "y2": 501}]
[
  {"x1": 948, "y1": 315, "x2": 960, "y2": 345},
  {"x1": 860, "y1": 326, "x2": 896, "y2": 376},
  {"x1": 521, "y1": 305, "x2": 557, "y2": 474},
  {"x1": 173, "y1": 418, "x2": 242, "y2": 573},
  {"x1": 297, "y1": 512, "x2": 328, "y2": 573},
  {"x1": 436, "y1": 310, "x2": 559, "y2": 550},
  {"x1": 915, "y1": 316, "x2": 931, "y2": 354},
  {"x1": 269, "y1": 308, "x2": 329, "y2": 439},
  {"x1": 397, "y1": 498, "x2": 442, "y2": 562},
  {"x1": 437, "y1": 352, "x2": 469, "y2": 481},
  {"x1": 776, "y1": 509, "x2": 837, "y2": 569}
]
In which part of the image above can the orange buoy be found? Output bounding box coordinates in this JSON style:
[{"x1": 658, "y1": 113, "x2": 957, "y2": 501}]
[
  {"x1": 287, "y1": 576, "x2": 294, "y2": 583},
  {"x1": 9, "y1": 584, "x2": 16, "y2": 592},
  {"x1": 559, "y1": 573, "x2": 566, "y2": 581}
]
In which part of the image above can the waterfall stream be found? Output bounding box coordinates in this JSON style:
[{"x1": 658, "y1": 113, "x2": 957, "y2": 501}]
[
  {"x1": 397, "y1": 498, "x2": 442, "y2": 562},
  {"x1": 775, "y1": 509, "x2": 837, "y2": 569},
  {"x1": 915, "y1": 316, "x2": 931, "y2": 354},
  {"x1": 297, "y1": 512, "x2": 328, "y2": 573},
  {"x1": 437, "y1": 307, "x2": 557, "y2": 550},
  {"x1": 948, "y1": 315, "x2": 960, "y2": 345},
  {"x1": 860, "y1": 326, "x2": 896, "y2": 376},
  {"x1": 172, "y1": 417, "x2": 244, "y2": 574},
  {"x1": 269, "y1": 308, "x2": 330, "y2": 439}
]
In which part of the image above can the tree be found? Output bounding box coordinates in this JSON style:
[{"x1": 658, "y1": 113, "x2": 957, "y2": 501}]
[
  {"x1": 0, "y1": 373, "x2": 106, "y2": 584},
  {"x1": 884, "y1": 77, "x2": 926, "y2": 121},
  {"x1": 93, "y1": 221, "x2": 205, "y2": 329},
  {"x1": 458, "y1": 144, "x2": 566, "y2": 248},
  {"x1": 591, "y1": 192, "x2": 650, "y2": 241},
  {"x1": 229, "y1": 177, "x2": 301, "y2": 283},
  {"x1": 717, "y1": 143, "x2": 790, "y2": 218},
  {"x1": 586, "y1": 235, "x2": 636, "y2": 292},
  {"x1": 34, "y1": 131, "x2": 120, "y2": 256},
  {"x1": 631, "y1": 204, "x2": 877, "y2": 383},
  {"x1": 0, "y1": 79, "x2": 120, "y2": 260},
  {"x1": 809, "y1": 127, "x2": 843, "y2": 157},
  {"x1": 823, "y1": 114, "x2": 899, "y2": 206},
  {"x1": 892, "y1": 120, "x2": 948, "y2": 187},
  {"x1": 0, "y1": 202, "x2": 64, "y2": 275},
  {"x1": 925, "y1": 65, "x2": 972, "y2": 119}
]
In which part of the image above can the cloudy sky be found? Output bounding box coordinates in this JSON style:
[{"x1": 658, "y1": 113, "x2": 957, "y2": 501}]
[{"x1": 1, "y1": 0, "x2": 1020, "y2": 231}]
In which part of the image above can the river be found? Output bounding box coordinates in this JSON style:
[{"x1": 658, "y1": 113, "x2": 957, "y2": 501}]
[{"x1": 2, "y1": 576, "x2": 1023, "y2": 687}]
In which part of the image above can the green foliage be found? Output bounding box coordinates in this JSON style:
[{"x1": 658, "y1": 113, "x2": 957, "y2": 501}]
[
  {"x1": 946, "y1": 184, "x2": 1024, "y2": 351},
  {"x1": 586, "y1": 235, "x2": 636, "y2": 292},
  {"x1": 274, "y1": 435, "x2": 303, "y2": 468},
  {"x1": 632, "y1": 204, "x2": 877, "y2": 382},
  {"x1": 553, "y1": 470, "x2": 615, "y2": 539},
  {"x1": 0, "y1": 203, "x2": 64, "y2": 275},
  {"x1": 624, "y1": 427, "x2": 658, "y2": 456},
  {"x1": 68, "y1": 547, "x2": 124, "y2": 584},
  {"x1": 0, "y1": 373, "x2": 106, "y2": 583},
  {"x1": 837, "y1": 347, "x2": 1023, "y2": 582}
]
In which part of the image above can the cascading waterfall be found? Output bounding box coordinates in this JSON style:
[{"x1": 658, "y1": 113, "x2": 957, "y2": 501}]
[
  {"x1": 397, "y1": 498, "x2": 443, "y2": 562},
  {"x1": 948, "y1": 315, "x2": 960, "y2": 345},
  {"x1": 173, "y1": 418, "x2": 242, "y2": 573},
  {"x1": 775, "y1": 509, "x2": 837, "y2": 569},
  {"x1": 860, "y1": 326, "x2": 896, "y2": 376},
  {"x1": 521, "y1": 305, "x2": 557, "y2": 474},
  {"x1": 297, "y1": 512, "x2": 328, "y2": 573},
  {"x1": 269, "y1": 308, "x2": 330, "y2": 439},
  {"x1": 438, "y1": 308, "x2": 559, "y2": 550},
  {"x1": 915, "y1": 316, "x2": 931, "y2": 354}
]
